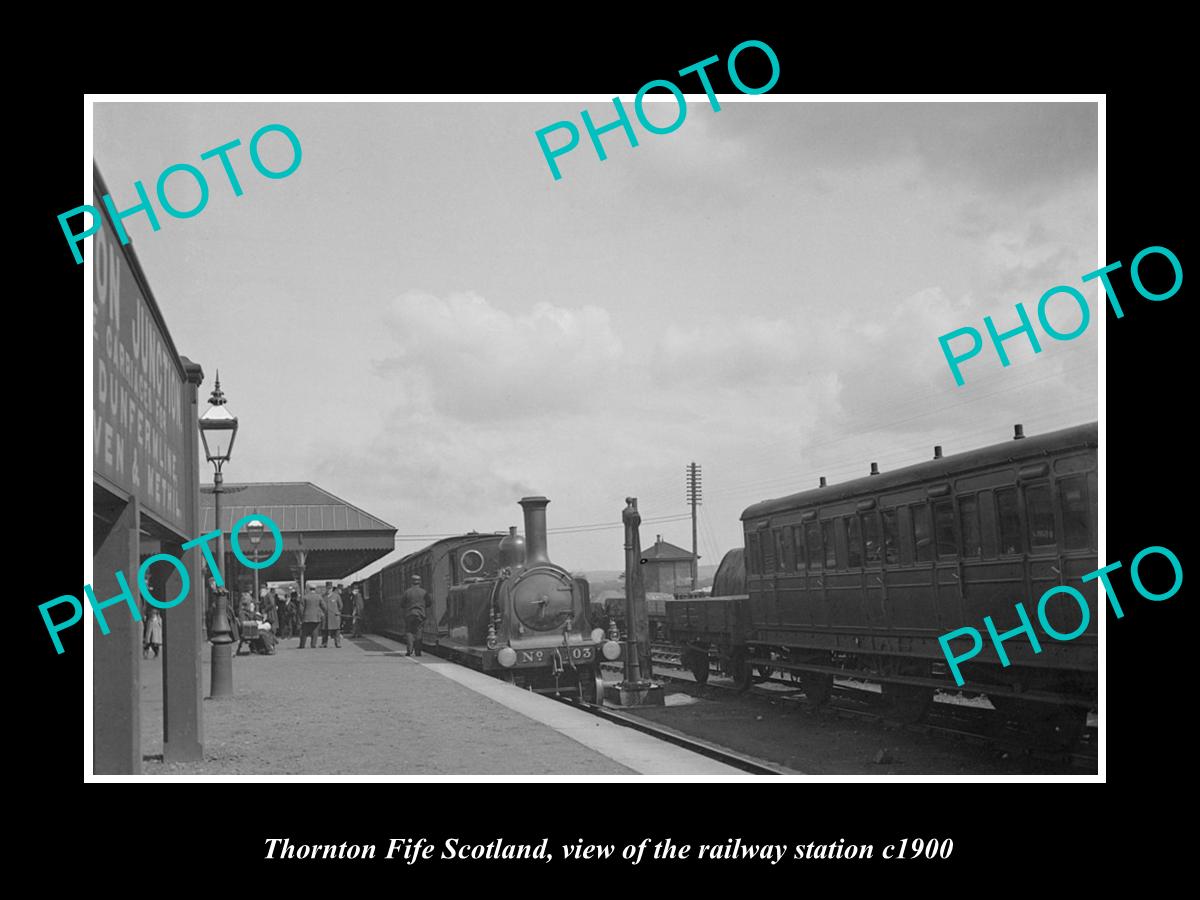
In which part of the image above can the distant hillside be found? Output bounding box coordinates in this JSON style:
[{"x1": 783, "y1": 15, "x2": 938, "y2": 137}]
[{"x1": 580, "y1": 565, "x2": 718, "y2": 596}]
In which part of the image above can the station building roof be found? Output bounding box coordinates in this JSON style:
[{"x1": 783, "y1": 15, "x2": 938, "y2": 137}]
[{"x1": 200, "y1": 482, "x2": 397, "y2": 585}]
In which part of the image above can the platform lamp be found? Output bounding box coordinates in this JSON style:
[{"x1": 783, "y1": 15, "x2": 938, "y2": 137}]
[
  {"x1": 198, "y1": 372, "x2": 238, "y2": 699},
  {"x1": 246, "y1": 518, "x2": 265, "y2": 613}
]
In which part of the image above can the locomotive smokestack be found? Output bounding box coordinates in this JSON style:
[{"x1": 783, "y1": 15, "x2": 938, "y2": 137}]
[
  {"x1": 519, "y1": 496, "x2": 551, "y2": 567},
  {"x1": 1013, "y1": 424, "x2": 1025, "y2": 440},
  {"x1": 934, "y1": 445, "x2": 943, "y2": 459}
]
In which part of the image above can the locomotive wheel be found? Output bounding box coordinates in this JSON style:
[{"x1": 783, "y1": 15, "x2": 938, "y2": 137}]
[
  {"x1": 686, "y1": 650, "x2": 710, "y2": 686},
  {"x1": 882, "y1": 682, "x2": 933, "y2": 724},
  {"x1": 800, "y1": 672, "x2": 834, "y2": 706}
]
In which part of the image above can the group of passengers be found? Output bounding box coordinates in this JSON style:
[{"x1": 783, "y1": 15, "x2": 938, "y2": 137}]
[{"x1": 296, "y1": 582, "x2": 361, "y2": 649}]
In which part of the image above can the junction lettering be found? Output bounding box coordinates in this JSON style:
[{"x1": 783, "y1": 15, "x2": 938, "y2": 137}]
[{"x1": 92, "y1": 225, "x2": 185, "y2": 524}]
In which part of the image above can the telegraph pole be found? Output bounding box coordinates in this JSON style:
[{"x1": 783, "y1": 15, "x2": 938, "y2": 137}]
[{"x1": 686, "y1": 462, "x2": 701, "y2": 591}]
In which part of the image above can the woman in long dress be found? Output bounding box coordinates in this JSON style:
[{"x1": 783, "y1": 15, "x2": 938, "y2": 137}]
[{"x1": 143, "y1": 609, "x2": 163, "y2": 659}]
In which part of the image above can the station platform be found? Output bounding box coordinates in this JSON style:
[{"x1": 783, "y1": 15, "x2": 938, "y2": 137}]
[{"x1": 138, "y1": 632, "x2": 741, "y2": 776}]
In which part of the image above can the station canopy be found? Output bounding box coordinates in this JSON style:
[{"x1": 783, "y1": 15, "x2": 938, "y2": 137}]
[{"x1": 200, "y1": 482, "x2": 396, "y2": 588}]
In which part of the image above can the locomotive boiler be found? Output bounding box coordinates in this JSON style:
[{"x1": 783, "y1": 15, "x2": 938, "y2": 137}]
[{"x1": 437, "y1": 496, "x2": 619, "y2": 700}]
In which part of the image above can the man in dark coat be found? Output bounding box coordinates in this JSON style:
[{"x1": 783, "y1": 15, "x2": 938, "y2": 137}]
[
  {"x1": 299, "y1": 585, "x2": 325, "y2": 649},
  {"x1": 321, "y1": 582, "x2": 343, "y2": 648},
  {"x1": 351, "y1": 588, "x2": 365, "y2": 638},
  {"x1": 289, "y1": 590, "x2": 301, "y2": 638},
  {"x1": 401, "y1": 574, "x2": 432, "y2": 657},
  {"x1": 269, "y1": 588, "x2": 287, "y2": 639}
]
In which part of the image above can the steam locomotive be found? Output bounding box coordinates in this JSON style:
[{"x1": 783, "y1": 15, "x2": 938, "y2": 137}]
[{"x1": 356, "y1": 496, "x2": 619, "y2": 700}]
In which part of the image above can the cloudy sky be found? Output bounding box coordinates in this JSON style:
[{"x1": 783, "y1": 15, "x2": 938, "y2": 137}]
[{"x1": 93, "y1": 100, "x2": 1098, "y2": 573}]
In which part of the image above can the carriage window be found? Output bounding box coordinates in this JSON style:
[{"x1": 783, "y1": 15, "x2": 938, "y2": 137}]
[
  {"x1": 746, "y1": 533, "x2": 761, "y2": 574},
  {"x1": 881, "y1": 509, "x2": 900, "y2": 564},
  {"x1": 861, "y1": 512, "x2": 881, "y2": 565},
  {"x1": 846, "y1": 516, "x2": 863, "y2": 567},
  {"x1": 996, "y1": 488, "x2": 1023, "y2": 555},
  {"x1": 777, "y1": 529, "x2": 794, "y2": 572},
  {"x1": 959, "y1": 495, "x2": 982, "y2": 558},
  {"x1": 761, "y1": 532, "x2": 777, "y2": 572},
  {"x1": 933, "y1": 500, "x2": 957, "y2": 558},
  {"x1": 911, "y1": 504, "x2": 934, "y2": 562},
  {"x1": 805, "y1": 522, "x2": 822, "y2": 569},
  {"x1": 1026, "y1": 484, "x2": 1056, "y2": 550},
  {"x1": 792, "y1": 525, "x2": 806, "y2": 571},
  {"x1": 822, "y1": 520, "x2": 837, "y2": 568},
  {"x1": 1059, "y1": 476, "x2": 1090, "y2": 550}
]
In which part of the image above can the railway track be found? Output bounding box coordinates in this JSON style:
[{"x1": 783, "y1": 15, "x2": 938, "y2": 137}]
[
  {"x1": 557, "y1": 694, "x2": 794, "y2": 775},
  {"x1": 604, "y1": 658, "x2": 1098, "y2": 771}
]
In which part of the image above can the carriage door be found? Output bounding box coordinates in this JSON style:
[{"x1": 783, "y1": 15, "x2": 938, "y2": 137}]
[
  {"x1": 928, "y1": 491, "x2": 961, "y2": 636},
  {"x1": 1022, "y1": 477, "x2": 1061, "y2": 629},
  {"x1": 858, "y1": 503, "x2": 886, "y2": 631},
  {"x1": 759, "y1": 522, "x2": 779, "y2": 626}
]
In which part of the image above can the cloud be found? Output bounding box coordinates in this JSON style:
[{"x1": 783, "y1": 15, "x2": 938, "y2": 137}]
[
  {"x1": 373, "y1": 291, "x2": 624, "y2": 421},
  {"x1": 656, "y1": 315, "x2": 813, "y2": 384}
]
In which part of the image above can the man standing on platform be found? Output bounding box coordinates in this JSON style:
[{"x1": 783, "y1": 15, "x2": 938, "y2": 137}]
[
  {"x1": 299, "y1": 584, "x2": 324, "y2": 649},
  {"x1": 402, "y1": 574, "x2": 431, "y2": 657},
  {"x1": 351, "y1": 588, "x2": 365, "y2": 638},
  {"x1": 321, "y1": 581, "x2": 343, "y2": 649},
  {"x1": 289, "y1": 588, "x2": 301, "y2": 640}
]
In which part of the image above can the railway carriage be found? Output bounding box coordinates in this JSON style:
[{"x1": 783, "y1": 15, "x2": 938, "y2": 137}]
[
  {"x1": 736, "y1": 421, "x2": 1098, "y2": 739},
  {"x1": 361, "y1": 532, "x2": 506, "y2": 646}
]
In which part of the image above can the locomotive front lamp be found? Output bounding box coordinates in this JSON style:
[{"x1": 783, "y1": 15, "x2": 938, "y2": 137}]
[
  {"x1": 602, "y1": 640, "x2": 622, "y2": 661},
  {"x1": 591, "y1": 628, "x2": 605, "y2": 643}
]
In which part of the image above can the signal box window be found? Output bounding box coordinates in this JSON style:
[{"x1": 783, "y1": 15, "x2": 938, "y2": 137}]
[
  {"x1": 861, "y1": 512, "x2": 881, "y2": 565},
  {"x1": 996, "y1": 488, "x2": 1023, "y2": 555},
  {"x1": 1059, "y1": 476, "x2": 1090, "y2": 551},
  {"x1": 1026, "y1": 484, "x2": 1056, "y2": 551},
  {"x1": 911, "y1": 504, "x2": 934, "y2": 562},
  {"x1": 792, "y1": 525, "x2": 806, "y2": 571},
  {"x1": 846, "y1": 516, "x2": 863, "y2": 567},
  {"x1": 933, "y1": 500, "x2": 957, "y2": 558},
  {"x1": 805, "y1": 522, "x2": 822, "y2": 570},
  {"x1": 880, "y1": 510, "x2": 900, "y2": 565},
  {"x1": 959, "y1": 495, "x2": 982, "y2": 557}
]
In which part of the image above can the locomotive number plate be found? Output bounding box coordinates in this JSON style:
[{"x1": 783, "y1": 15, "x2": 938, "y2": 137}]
[{"x1": 515, "y1": 646, "x2": 595, "y2": 665}]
